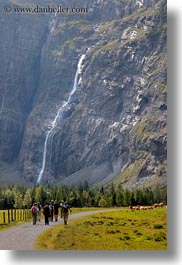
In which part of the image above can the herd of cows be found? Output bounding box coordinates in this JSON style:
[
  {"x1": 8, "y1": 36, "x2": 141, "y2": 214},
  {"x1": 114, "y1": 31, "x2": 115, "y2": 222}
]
[{"x1": 129, "y1": 202, "x2": 165, "y2": 211}]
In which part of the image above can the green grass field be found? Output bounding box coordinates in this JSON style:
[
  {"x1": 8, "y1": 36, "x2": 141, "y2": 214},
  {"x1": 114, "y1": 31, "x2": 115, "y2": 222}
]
[{"x1": 35, "y1": 207, "x2": 167, "y2": 250}]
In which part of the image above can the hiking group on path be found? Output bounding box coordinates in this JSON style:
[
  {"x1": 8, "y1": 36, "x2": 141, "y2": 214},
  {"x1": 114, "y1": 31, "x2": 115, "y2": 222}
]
[{"x1": 31, "y1": 200, "x2": 72, "y2": 226}]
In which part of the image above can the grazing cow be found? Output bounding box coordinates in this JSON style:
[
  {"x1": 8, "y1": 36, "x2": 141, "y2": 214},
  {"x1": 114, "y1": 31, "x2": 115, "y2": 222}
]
[
  {"x1": 138, "y1": 205, "x2": 153, "y2": 210},
  {"x1": 147, "y1": 206, "x2": 153, "y2": 210},
  {"x1": 154, "y1": 202, "x2": 164, "y2": 208},
  {"x1": 130, "y1": 205, "x2": 154, "y2": 211},
  {"x1": 129, "y1": 205, "x2": 140, "y2": 211}
]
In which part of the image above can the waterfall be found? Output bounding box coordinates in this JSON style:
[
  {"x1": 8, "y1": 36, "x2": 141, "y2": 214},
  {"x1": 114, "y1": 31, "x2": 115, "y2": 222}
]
[{"x1": 36, "y1": 54, "x2": 86, "y2": 184}]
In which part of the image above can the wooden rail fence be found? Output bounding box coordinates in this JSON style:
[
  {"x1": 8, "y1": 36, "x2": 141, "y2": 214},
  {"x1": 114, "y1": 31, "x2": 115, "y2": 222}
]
[{"x1": 0, "y1": 209, "x2": 32, "y2": 225}]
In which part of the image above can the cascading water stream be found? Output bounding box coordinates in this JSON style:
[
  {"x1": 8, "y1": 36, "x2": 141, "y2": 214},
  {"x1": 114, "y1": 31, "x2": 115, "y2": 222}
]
[{"x1": 36, "y1": 54, "x2": 86, "y2": 184}]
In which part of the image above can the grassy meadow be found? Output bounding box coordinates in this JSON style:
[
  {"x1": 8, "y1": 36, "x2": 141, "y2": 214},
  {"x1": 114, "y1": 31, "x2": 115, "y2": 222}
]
[{"x1": 35, "y1": 207, "x2": 167, "y2": 250}]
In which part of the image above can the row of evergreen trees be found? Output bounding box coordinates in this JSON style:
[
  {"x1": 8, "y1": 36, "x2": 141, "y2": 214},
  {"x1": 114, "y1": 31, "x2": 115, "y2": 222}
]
[{"x1": 0, "y1": 183, "x2": 167, "y2": 210}]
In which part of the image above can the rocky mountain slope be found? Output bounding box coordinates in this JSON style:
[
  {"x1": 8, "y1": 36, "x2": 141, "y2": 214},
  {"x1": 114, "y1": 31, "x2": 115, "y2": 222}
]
[{"x1": 0, "y1": 0, "x2": 167, "y2": 188}]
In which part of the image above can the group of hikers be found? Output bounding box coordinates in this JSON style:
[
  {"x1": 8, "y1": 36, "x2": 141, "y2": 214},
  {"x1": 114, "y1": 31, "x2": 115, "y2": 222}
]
[{"x1": 30, "y1": 200, "x2": 72, "y2": 226}]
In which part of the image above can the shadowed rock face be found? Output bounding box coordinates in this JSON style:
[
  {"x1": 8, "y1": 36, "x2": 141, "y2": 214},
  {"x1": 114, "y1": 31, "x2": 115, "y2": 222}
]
[
  {"x1": 0, "y1": 4, "x2": 48, "y2": 163},
  {"x1": 0, "y1": 0, "x2": 167, "y2": 188}
]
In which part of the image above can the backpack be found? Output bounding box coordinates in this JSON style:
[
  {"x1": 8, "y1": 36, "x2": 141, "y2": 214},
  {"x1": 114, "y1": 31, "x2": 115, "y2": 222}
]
[
  {"x1": 62, "y1": 205, "x2": 69, "y2": 213},
  {"x1": 31, "y1": 206, "x2": 37, "y2": 215}
]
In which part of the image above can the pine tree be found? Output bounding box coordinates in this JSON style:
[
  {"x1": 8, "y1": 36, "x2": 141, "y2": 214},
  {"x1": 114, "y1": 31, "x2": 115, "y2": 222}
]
[
  {"x1": 23, "y1": 190, "x2": 32, "y2": 208},
  {"x1": 123, "y1": 189, "x2": 131, "y2": 206},
  {"x1": 116, "y1": 184, "x2": 124, "y2": 206}
]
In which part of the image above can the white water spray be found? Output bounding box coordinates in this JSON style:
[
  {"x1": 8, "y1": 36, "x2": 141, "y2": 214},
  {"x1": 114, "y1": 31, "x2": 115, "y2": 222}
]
[{"x1": 37, "y1": 54, "x2": 86, "y2": 184}]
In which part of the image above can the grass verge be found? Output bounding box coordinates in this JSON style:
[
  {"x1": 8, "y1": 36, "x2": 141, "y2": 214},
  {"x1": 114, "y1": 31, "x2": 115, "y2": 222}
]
[{"x1": 35, "y1": 208, "x2": 167, "y2": 250}]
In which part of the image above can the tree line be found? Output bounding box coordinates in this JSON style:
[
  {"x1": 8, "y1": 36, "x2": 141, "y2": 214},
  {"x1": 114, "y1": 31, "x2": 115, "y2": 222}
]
[{"x1": 0, "y1": 183, "x2": 167, "y2": 210}]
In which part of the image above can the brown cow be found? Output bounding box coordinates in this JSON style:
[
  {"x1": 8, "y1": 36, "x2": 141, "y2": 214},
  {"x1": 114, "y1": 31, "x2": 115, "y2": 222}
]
[
  {"x1": 129, "y1": 205, "x2": 140, "y2": 211},
  {"x1": 154, "y1": 202, "x2": 164, "y2": 208},
  {"x1": 147, "y1": 206, "x2": 154, "y2": 210}
]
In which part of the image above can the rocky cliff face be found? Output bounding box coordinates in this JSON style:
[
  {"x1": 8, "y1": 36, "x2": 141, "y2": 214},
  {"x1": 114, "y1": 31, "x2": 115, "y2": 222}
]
[{"x1": 0, "y1": 0, "x2": 167, "y2": 188}]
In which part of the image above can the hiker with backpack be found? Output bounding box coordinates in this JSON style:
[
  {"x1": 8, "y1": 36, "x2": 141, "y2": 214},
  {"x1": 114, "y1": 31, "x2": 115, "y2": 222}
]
[
  {"x1": 60, "y1": 200, "x2": 64, "y2": 218},
  {"x1": 53, "y1": 200, "x2": 59, "y2": 222},
  {"x1": 43, "y1": 202, "x2": 50, "y2": 225},
  {"x1": 61, "y1": 201, "x2": 72, "y2": 225},
  {"x1": 31, "y1": 203, "x2": 38, "y2": 225},
  {"x1": 37, "y1": 202, "x2": 41, "y2": 222},
  {"x1": 49, "y1": 200, "x2": 54, "y2": 222}
]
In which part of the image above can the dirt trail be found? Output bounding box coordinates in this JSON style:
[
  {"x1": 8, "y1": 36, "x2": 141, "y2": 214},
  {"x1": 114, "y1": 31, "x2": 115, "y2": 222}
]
[{"x1": 0, "y1": 209, "x2": 118, "y2": 250}]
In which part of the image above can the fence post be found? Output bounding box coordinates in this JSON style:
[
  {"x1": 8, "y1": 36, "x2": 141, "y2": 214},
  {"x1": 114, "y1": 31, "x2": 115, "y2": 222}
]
[
  {"x1": 27, "y1": 209, "x2": 30, "y2": 219},
  {"x1": 11, "y1": 209, "x2": 13, "y2": 222},
  {"x1": 14, "y1": 209, "x2": 16, "y2": 221},
  {"x1": 8, "y1": 209, "x2": 10, "y2": 223},
  {"x1": 23, "y1": 209, "x2": 25, "y2": 221},
  {"x1": 3, "y1": 212, "x2": 6, "y2": 224}
]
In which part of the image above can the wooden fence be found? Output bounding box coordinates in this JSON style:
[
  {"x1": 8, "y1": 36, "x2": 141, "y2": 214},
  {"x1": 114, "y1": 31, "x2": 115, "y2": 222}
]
[{"x1": 0, "y1": 209, "x2": 32, "y2": 225}]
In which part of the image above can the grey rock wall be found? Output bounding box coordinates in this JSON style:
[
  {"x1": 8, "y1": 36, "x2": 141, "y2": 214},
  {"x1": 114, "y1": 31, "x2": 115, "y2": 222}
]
[{"x1": 0, "y1": 0, "x2": 167, "y2": 188}]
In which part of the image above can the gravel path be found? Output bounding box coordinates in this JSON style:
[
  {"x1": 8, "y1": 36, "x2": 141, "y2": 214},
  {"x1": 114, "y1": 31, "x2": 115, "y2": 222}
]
[{"x1": 0, "y1": 209, "x2": 118, "y2": 250}]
